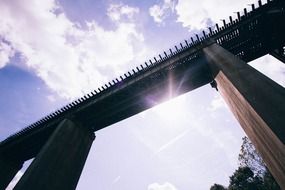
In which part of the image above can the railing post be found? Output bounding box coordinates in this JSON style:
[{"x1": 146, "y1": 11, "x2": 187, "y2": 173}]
[
  {"x1": 14, "y1": 119, "x2": 95, "y2": 190},
  {"x1": 203, "y1": 43, "x2": 285, "y2": 189}
]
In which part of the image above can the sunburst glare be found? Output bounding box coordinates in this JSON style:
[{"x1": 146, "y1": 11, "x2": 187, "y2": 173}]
[{"x1": 152, "y1": 95, "x2": 188, "y2": 122}]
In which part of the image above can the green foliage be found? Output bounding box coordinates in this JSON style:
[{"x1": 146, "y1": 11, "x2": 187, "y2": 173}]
[
  {"x1": 263, "y1": 169, "x2": 280, "y2": 190},
  {"x1": 210, "y1": 184, "x2": 227, "y2": 190},
  {"x1": 209, "y1": 136, "x2": 280, "y2": 190},
  {"x1": 228, "y1": 166, "x2": 263, "y2": 190},
  {"x1": 238, "y1": 137, "x2": 266, "y2": 176},
  {"x1": 237, "y1": 137, "x2": 280, "y2": 189}
]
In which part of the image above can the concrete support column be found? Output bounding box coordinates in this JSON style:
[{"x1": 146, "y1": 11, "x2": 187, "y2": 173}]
[
  {"x1": 14, "y1": 119, "x2": 95, "y2": 190},
  {"x1": 203, "y1": 43, "x2": 285, "y2": 189},
  {"x1": 0, "y1": 157, "x2": 23, "y2": 190}
]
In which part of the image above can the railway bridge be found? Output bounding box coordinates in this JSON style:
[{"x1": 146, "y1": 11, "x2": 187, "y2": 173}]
[{"x1": 0, "y1": 0, "x2": 285, "y2": 189}]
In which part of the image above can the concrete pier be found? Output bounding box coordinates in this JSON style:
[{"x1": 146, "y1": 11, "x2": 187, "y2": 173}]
[
  {"x1": 14, "y1": 119, "x2": 95, "y2": 190},
  {"x1": 203, "y1": 43, "x2": 285, "y2": 189}
]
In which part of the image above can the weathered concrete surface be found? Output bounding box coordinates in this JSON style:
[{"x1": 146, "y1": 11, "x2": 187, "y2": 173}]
[
  {"x1": 0, "y1": 157, "x2": 23, "y2": 190},
  {"x1": 14, "y1": 119, "x2": 95, "y2": 190},
  {"x1": 203, "y1": 43, "x2": 285, "y2": 189}
]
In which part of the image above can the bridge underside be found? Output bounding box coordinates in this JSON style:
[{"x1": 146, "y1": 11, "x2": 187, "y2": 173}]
[{"x1": 0, "y1": 54, "x2": 213, "y2": 163}]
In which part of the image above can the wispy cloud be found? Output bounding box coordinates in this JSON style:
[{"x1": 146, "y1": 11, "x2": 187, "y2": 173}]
[
  {"x1": 153, "y1": 130, "x2": 188, "y2": 155},
  {"x1": 0, "y1": 40, "x2": 15, "y2": 68},
  {"x1": 207, "y1": 94, "x2": 226, "y2": 112},
  {"x1": 107, "y1": 3, "x2": 139, "y2": 22},
  {"x1": 112, "y1": 175, "x2": 121, "y2": 184},
  {"x1": 148, "y1": 182, "x2": 177, "y2": 190},
  {"x1": 149, "y1": 0, "x2": 177, "y2": 24}
]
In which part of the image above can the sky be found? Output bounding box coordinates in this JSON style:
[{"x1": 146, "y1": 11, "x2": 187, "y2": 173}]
[{"x1": 0, "y1": 0, "x2": 285, "y2": 189}]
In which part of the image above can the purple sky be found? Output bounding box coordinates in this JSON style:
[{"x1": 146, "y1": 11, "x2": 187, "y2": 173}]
[{"x1": 0, "y1": 0, "x2": 285, "y2": 189}]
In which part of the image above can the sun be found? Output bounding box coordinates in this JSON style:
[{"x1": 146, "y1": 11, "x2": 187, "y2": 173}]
[{"x1": 152, "y1": 95, "x2": 187, "y2": 122}]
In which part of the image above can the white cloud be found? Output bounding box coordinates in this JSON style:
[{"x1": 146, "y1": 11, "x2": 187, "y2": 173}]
[
  {"x1": 0, "y1": 0, "x2": 145, "y2": 99},
  {"x1": 175, "y1": 0, "x2": 256, "y2": 30},
  {"x1": 107, "y1": 3, "x2": 139, "y2": 22},
  {"x1": 149, "y1": 0, "x2": 177, "y2": 24},
  {"x1": 208, "y1": 94, "x2": 226, "y2": 112},
  {"x1": 47, "y1": 94, "x2": 56, "y2": 102},
  {"x1": 249, "y1": 55, "x2": 285, "y2": 87},
  {"x1": 0, "y1": 40, "x2": 15, "y2": 68},
  {"x1": 6, "y1": 171, "x2": 23, "y2": 190},
  {"x1": 148, "y1": 182, "x2": 177, "y2": 190},
  {"x1": 149, "y1": 5, "x2": 164, "y2": 23}
]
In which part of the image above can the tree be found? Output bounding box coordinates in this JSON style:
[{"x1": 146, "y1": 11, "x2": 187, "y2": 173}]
[
  {"x1": 238, "y1": 137, "x2": 265, "y2": 176},
  {"x1": 237, "y1": 137, "x2": 280, "y2": 190},
  {"x1": 228, "y1": 166, "x2": 264, "y2": 190},
  {"x1": 210, "y1": 136, "x2": 280, "y2": 190},
  {"x1": 263, "y1": 169, "x2": 280, "y2": 190},
  {"x1": 210, "y1": 184, "x2": 227, "y2": 190}
]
